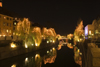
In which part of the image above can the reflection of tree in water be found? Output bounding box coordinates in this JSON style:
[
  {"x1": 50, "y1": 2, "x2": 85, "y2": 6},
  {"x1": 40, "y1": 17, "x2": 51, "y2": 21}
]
[
  {"x1": 67, "y1": 43, "x2": 73, "y2": 49},
  {"x1": 74, "y1": 46, "x2": 82, "y2": 66},
  {"x1": 43, "y1": 48, "x2": 57, "y2": 64},
  {"x1": 57, "y1": 44, "x2": 62, "y2": 50}
]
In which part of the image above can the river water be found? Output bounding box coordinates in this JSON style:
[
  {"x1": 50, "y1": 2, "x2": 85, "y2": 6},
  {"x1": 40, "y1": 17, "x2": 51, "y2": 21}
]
[{"x1": 0, "y1": 43, "x2": 81, "y2": 67}]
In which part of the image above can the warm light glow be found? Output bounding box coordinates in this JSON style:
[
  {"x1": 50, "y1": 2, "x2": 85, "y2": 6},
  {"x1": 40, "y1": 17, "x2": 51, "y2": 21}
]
[
  {"x1": 89, "y1": 30, "x2": 91, "y2": 35},
  {"x1": 3, "y1": 35, "x2": 5, "y2": 37},
  {"x1": 7, "y1": 29, "x2": 8, "y2": 33},
  {"x1": 35, "y1": 43, "x2": 38, "y2": 46},
  {"x1": 77, "y1": 39, "x2": 80, "y2": 42},
  {"x1": 47, "y1": 41, "x2": 49, "y2": 43},
  {"x1": 32, "y1": 44, "x2": 34, "y2": 46},
  {"x1": 0, "y1": 2, "x2": 2, "y2": 7},
  {"x1": 35, "y1": 54, "x2": 40, "y2": 61},
  {"x1": 78, "y1": 49, "x2": 80, "y2": 52},
  {"x1": 53, "y1": 40, "x2": 55, "y2": 43},
  {"x1": 52, "y1": 47, "x2": 55, "y2": 50},
  {"x1": 14, "y1": 23, "x2": 16, "y2": 25},
  {"x1": 47, "y1": 51, "x2": 49, "y2": 53},
  {"x1": 13, "y1": 32, "x2": 15, "y2": 35},
  {"x1": 50, "y1": 40, "x2": 52, "y2": 42},
  {"x1": 10, "y1": 42, "x2": 16, "y2": 48},
  {"x1": 25, "y1": 57, "x2": 28, "y2": 62},
  {"x1": 80, "y1": 52, "x2": 82, "y2": 55},
  {"x1": 11, "y1": 64, "x2": 16, "y2": 67},
  {"x1": 50, "y1": 49, "x2": 52, "y2": 52},
  {"x1": 0, "y1": 35, "x2": 1, "y2": 37},
  {"x1": 25, "y1": 43, "x2": 28, "y2": 48}
]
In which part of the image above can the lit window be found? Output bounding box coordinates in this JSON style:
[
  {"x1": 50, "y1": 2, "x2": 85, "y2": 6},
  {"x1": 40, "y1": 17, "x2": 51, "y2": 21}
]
[
  {"x1": 4, "y1": 17, "x2": 6, "y2": 19},
  {"x1": 95, "y1": 30, "x2": 98, "y2": 34},
  {"x1": 6, "y1": 29, "x2": 8, "y2": 33},
  {"x1": 0, "y1": 2, "x2": 2, "y2": 7},
  {"x1": 14, "y1": 23, "x2": 16, "y2": 25},
  {"x1": 13, "y1": 32, "x2": 15, "y2": 35},
  {"x1": 10, "y1": 30, "x2": 11, "y2": 33},
  {"x1": 89, "y1": 30, "x2": 91, "y2": 35}
]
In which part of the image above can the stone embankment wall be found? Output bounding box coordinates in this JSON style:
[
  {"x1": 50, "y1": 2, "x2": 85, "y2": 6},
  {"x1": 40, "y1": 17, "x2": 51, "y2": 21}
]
[
  {"x1": 0, "y1": 41, "x2": 58, "y2": 60},
  {"x1": 78, "y1": 40, "x2": 100, "y2": 67},
  {"x1": 0, "y1": 36, "x2": 21, "y2": 41}
]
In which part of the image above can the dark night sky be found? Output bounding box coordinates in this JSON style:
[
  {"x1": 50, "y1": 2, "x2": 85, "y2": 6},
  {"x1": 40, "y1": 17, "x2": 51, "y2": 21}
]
[{"x1": 2, "y1": 0, "x2": 100, "y2": 35}]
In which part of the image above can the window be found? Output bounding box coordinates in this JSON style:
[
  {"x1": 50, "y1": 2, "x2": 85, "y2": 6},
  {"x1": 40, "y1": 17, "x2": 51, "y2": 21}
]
[
  {"x1": 3, "y1": 22, "x2": 5, "y2": 26},
  {"x1": 13, "y1": 27, "x2": 15, "y2": 30},
  {"x1": 89, "y1": 30, "x2": 91, "y2": 35},
  {"x1": 10, "y1": 18, "x2": 12, "y2": 21},
  {"x1": 7, "y1": 23, "x2": 8, "y2": 26},
  {"x1": 10, "y1": 23, "x2": 11, "y2": 27},
  {"x1": 7, "y1": 17, "x2": 9, "y2": 20}
]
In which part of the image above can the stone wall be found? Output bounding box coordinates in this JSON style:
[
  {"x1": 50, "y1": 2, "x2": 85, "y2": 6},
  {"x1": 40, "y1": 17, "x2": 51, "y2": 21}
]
[
  {"x1": 82, "y1": 43, "x2": 100, "y2": 67},
  {"x1": 0, "y1": 41, "x2": 59, "y2": 60}
]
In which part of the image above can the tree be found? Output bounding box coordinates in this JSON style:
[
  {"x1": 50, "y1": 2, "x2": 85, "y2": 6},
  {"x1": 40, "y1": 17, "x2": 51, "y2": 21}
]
[{"x1": 74, "y1": 20, "x2": 84, "y2": 42}]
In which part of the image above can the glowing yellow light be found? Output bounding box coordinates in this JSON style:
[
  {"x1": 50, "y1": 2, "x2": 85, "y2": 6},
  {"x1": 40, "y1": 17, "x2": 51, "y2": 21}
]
[
  {"x1": 7, "y1": 29, "x2": 8, "y2": 32},
  {"x1": 3, "y1": 35, "x2": 5, "y2": 37},
  {"x1": 50, "y1": 40, "x2": 52, "y2": 42},
  {"x1": 25, "y1": 43, "x2": 28, "y2": 48},
  {"x1": 25, "y1": 57, "x2": 28, "y2": 62},
  {"x1": 50, "y1": 49, "x2": 52, "y2": 52},
  {"x1": 10, "y1": 42, "x2": 16, "y2": 48},
  {"x1": 53, "y1": 40, "x2": 55, "y2": 43},
  {"x1": 13, "y1": 32, "x2": 15, "y2": 35},
  {"x1": 0, "y1": 2, "x2": 2, "y2": 7},
  {"x1": 47, "y1": 51, "x2": 49, "y2": 53},
  {"x1": 0, "y1": 35, "x2": 1, "y2": 37},
  {"x1": 11, "y1": 64, "x2": 16, "y2": 67},
  {"x1": 32, "y1": 44, "x2": 34, "y2": 46},
  {"x1": 77, "y1": 39, "x2": 80, "y2": 42},
  {"x1": 42, "y1": 35, "x2": 43, "y2": 37},
  {"x1": 35, "y1": 43, "x2": 38, "y2": 46},
  {"x1": 80, "y1": 52, "x2": 82, "y2": 55},
  {"x1": 35, "y1": 54, "x2": 40, "y2": 61},
  {"x1": 52, "y1": 47, "x2": 55, "y2": 50},
  {"x1": 47, "y1": 41, "x2": 49, "y2": 43},
  {"x1": 78, "y1": 49, "x2": 80, "y2": 52},
  {"x1": 89, "y1": 30, "x2": 91, "y2": 35}
]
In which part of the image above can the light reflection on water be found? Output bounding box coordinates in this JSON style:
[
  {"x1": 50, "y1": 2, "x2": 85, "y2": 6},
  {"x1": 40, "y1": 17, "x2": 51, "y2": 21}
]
[{"x1": 0, "y1": 41, "x2": 82, "y2": 67}]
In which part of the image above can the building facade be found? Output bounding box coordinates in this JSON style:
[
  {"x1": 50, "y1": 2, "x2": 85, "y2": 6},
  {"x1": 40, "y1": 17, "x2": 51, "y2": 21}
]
[{"x1": 85, "y1": 24, "x2": 94, "y2": 38}]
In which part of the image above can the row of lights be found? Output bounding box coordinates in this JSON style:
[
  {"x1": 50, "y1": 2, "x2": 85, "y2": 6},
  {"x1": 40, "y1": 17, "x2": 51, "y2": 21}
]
[
  {"x1": 11, "y1": 47, "x2": 56, "y2": 67},
  {"x1": 47, "y1": 40, "x2": 55, "y2": 44}
]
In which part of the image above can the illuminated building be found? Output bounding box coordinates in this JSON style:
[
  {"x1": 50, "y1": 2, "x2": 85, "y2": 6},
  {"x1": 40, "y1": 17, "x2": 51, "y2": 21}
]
[
  {"x1": 0, "y1": 1, "x2": 22, "y2": 36},
  {"x1": 85, "y1": 24, "x2": 94, "y2": 38}
]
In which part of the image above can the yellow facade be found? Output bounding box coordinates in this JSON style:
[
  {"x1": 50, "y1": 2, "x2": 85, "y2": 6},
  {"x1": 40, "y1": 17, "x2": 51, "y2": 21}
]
[{"x1": 0, "y1": 14, "x2": 13, "y2": 36}]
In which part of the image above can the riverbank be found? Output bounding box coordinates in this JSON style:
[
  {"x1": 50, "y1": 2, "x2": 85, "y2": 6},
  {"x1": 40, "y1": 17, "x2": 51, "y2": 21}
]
[{"x1": 0, "y1": 40, "x2": 59, "y2": 60}]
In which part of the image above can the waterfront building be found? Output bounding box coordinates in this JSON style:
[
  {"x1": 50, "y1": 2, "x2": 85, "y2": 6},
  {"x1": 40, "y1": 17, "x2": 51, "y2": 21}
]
[
  {"x1": 0, "y1": 0, "x2": 22, "y2": 36},
  {"x1": 85, "y1": 24, "x2": 94, "y2": 38}
]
